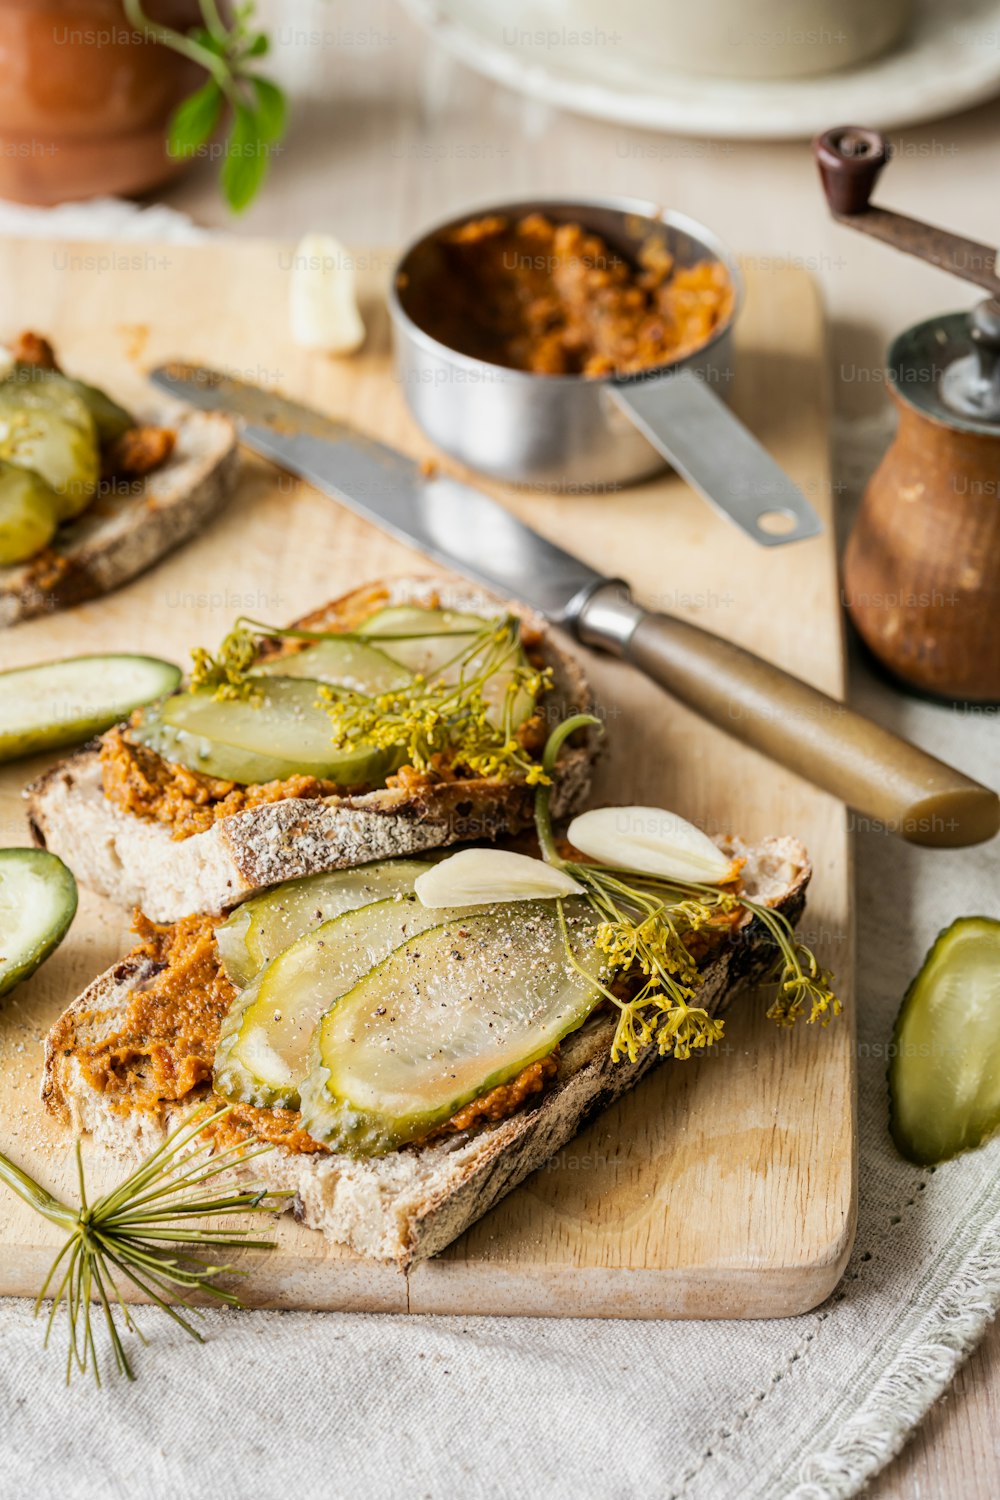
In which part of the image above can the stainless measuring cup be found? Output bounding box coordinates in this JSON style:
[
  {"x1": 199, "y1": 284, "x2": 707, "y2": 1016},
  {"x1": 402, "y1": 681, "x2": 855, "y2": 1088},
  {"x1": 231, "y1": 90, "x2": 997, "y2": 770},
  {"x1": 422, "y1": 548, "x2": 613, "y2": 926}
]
[{"x1": 388, "y1": 196, "x2": 822, "y2": 547}]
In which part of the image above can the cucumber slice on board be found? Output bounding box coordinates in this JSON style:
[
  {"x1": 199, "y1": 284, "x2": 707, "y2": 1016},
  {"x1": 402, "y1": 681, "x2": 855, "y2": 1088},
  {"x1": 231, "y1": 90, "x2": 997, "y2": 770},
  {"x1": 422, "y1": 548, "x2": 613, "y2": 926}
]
[
  {"x1": 215, "y1": 858, "x2": 432, "y2": 988},
  {"x1": 889, "y1": 916, "x2": 1000, "y2": 1166},
  {"x1": 132, "y1": 678, "x2": 397, "y2": 787},
  {"x1": 0, "y1": 655, "x2": 181, "y2": 762},
  {"x1": 215, "y1": 895, "x2": 479, "y2": 1110},
  {"x1": 253, "y1": 637, "x2": 412, "y2": 693},
  {"x1": 0, "y1": 849, "x2": 77, "y2": 998},
  {"x1": 299, "y1": 900, "x2": 603, "y2": 1156},
  {"x1": 363, "y1": 605, "x2": 534, "y2": 728}
]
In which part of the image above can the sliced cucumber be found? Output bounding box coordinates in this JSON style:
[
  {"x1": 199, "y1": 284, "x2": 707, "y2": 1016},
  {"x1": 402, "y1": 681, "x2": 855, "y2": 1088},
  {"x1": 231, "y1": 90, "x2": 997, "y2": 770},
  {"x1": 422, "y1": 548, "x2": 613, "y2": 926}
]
[
  {"x1": 299, "y1": 900, "x2": 602, "y2": 1155},
  {"x1": 0, "y1": 460, "x2": 59, "y2": 565},
  {"x1": 0, "y1": 849, "x2": 77, "y2": 998},
  {"x1": 889, "y1": 916, "x2": 1000, "y2": 1166},
  {"x1": 134, "y1": 716, "x2": 311, "y2": 787},
  {"x1": 253, "y1": 637, "x2": 412, "y2": 693},
  {"x1": 7, "y1": 364, "x2": 133, "y2": 445},
  {"x1": 0, "y1": 654, "x2": 181, "y2": 762},
  {"x1": 216, "y1": 858, "x2": 432, "y2": 987},
  {"x1": 132, "y1": 678, "x2": 397, "y2": 787},
  {"x1": 55, "y1": 376, "x2": 132, "y2": 445},
  {"x1": 215, "y1": 894, "x2": 479, "y2": 1110},
  {"x1": 362, "y1": 604, "x2": 534, "y2": 729},
  {"x1": 9, "y1": 367, "x2": 133, "y2": 445},
  {"x1": 0, "y1": 377, "x2": 99, "y2": 521},
  {"x1": 361, "y1": 605, "x2": 488, "y2": 676}
]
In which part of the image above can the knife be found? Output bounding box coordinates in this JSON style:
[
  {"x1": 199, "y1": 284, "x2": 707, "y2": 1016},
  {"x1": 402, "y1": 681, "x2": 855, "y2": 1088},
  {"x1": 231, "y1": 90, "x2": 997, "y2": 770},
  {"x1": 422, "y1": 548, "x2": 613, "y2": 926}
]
[{"x1": 151, "y1": 364, "x2": 999, "y2": 849}]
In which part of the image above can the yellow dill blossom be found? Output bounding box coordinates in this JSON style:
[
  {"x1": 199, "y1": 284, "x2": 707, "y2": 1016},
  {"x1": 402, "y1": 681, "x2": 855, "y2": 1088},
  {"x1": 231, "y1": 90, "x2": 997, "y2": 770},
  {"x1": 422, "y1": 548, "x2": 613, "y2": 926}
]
[
  {"x1": 538, "y1": 715, "x2": 842, "y2": 1069},
  {"x1": 766, "y1": 945, "x2": 841, "y2": 1028},
  {"x1": 321, "y1": 616, "x2": 552, "y2": 784},
  {"x1": 189, "y1": 627, "x2": 261, "y2": 702},
  {"x1": 573, "y1": 887, "x2": 736, "y2": 1063},
  {"x1": 182, "y1": 613, "x2": 552, "y2": 784}
]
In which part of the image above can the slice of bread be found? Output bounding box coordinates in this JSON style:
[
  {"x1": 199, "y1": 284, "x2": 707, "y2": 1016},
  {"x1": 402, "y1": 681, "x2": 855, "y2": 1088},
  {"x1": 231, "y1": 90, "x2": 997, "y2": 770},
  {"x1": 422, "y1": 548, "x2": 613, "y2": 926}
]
[
  {"x1": 0, "y1": 406, "x2": 238, "y2": 627},
  {"x1": 42, "y1": 834, "x2": 810, "y2": 1268},
  {"x1": 25, "y1": 578, "x2": 598, "y2": 920}
]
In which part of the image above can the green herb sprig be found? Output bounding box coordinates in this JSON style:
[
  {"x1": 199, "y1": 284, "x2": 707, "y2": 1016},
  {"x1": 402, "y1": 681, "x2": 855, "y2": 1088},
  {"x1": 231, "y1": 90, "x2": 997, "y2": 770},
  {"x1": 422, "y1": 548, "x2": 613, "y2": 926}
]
[
  {"x1": 536, "y1": 716, "x2": 841, "y2": 1063},
  {"x1": 123, "y1": 0, "x2": 287, "y2": 213},
  {"x1": 321, "y1": 616, "x2": 552, "y2": 785},
  {"x1": 190, "y1": 624, "x2": 262, "y2": 701},
  {"x1": 188, "y1": 615, "x2": 553, "y2": 786},
  {"x1": 0, "y1": 1106, "x2": 287, "y2": 1385}
]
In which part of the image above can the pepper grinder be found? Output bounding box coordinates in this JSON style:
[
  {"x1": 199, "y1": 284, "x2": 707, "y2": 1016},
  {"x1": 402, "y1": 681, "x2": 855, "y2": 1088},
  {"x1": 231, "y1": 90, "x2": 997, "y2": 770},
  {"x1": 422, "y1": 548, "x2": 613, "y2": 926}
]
[{"x1": 814, "y1": 125, "x2": 1000, "y2": 704}]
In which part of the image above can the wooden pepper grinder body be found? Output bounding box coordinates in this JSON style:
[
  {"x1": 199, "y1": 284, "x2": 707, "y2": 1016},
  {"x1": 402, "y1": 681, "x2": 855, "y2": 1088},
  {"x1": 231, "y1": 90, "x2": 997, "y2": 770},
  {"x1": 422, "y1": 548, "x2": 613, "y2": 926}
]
[
  {"x1": 815, "y1": 125, "x2": 1000, "y2": 704},
  {"x1": 846, "y1": 390, "x2": 1000, "y2": 701}
]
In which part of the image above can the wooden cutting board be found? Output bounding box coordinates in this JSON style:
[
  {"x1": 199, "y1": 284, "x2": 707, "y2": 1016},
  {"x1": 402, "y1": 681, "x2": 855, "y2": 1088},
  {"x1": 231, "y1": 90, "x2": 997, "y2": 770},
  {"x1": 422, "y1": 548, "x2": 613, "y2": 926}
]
[{"x1": 0, "y1": 237, "x2": 854, "y2": 1319}]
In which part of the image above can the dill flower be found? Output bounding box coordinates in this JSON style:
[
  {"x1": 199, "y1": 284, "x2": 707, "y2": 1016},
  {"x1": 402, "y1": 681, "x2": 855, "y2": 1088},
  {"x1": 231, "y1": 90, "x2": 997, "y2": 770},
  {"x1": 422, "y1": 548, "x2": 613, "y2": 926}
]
[
  {"x1": 321, "y1": 616, "x2": 552, "y2": 784},
  {"x1": 189, "y1": 626, "x2": 262, "y2": 702},
  {"x1": 539, "y1": 715, "x2": 841, "y2": 1064},
  {"x1": 185, "y1": 613, "x2": 553, "y2": 786}
]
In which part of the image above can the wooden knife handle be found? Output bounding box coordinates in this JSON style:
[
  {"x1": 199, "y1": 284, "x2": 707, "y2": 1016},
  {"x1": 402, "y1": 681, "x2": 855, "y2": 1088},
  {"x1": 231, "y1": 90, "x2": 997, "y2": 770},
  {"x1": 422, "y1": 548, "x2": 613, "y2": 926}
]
[{"x1": 574, "y1": 585, "x2": 999, "y2": 848}]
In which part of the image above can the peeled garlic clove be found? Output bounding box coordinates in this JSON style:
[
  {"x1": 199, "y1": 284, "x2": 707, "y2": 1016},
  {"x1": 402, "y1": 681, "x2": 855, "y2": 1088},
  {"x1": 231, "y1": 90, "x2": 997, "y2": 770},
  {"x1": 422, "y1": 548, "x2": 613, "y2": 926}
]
[
  {"x1": 567, "y1": 806, "x2": 735, "y2": 885},
  {"x1": 289, "y1": 233, "x2": 365, "y2": 354},
  {"x1": 415, "y1": 849, "x2": 584, "y2": 908}
]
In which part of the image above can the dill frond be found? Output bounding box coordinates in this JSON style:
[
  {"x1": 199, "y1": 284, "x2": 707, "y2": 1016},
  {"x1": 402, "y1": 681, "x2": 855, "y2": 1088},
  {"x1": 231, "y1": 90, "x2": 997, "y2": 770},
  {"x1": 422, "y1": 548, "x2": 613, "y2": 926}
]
[
  {"x1": 0, "y1": 1105, "x2": 287, "y2": 1385},
  {"x1": 183, "y1": 613, "x2": 552, "y2": 784},
  {"x1": 740, "y1": 899, "x2": 842, "y2": 1028},
  {"x1": 321, "y1": 616, "x2": 552, "y2": 784},
  {"x1": 573, "y1": 876, "x2": 736, "y2": 1063},
  {"x1": 533, "y1": 718, "x2": 841, "y2": 1068}
]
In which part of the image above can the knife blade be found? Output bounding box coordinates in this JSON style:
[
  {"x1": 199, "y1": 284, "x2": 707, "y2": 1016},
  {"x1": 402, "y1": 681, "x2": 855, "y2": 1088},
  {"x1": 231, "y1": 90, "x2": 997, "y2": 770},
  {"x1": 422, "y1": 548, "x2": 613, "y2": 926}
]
[
  {"x1": 152, "y1": 363, "x2": 602, "y2": 621},
  {"x1": 150, "y1": 363, "x2": 999, "y2": 847}
]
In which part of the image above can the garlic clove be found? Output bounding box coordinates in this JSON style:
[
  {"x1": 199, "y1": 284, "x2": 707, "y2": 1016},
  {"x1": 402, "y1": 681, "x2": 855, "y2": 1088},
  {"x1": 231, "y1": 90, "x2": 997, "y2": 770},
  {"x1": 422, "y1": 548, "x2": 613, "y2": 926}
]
[
  {"x1": 289, "y1": 233, "x2": 365, "y2": 354},
  {"x1": 415, "y1": 849, "x2": 584, "y2": 908},
  {"x1": 567, "y1": 806, "x2": 736, "y2": 885}
]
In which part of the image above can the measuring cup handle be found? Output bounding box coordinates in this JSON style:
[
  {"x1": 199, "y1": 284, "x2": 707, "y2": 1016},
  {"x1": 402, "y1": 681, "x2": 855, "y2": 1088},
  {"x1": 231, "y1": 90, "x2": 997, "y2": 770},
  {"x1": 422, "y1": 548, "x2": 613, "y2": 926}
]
[{"x1": 608, "y1": 370, "x2": 823, "y2": 547}]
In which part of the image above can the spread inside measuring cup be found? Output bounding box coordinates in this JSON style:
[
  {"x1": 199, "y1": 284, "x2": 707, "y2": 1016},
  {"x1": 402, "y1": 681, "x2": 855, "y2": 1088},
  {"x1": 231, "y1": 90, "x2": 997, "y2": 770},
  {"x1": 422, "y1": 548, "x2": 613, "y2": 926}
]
[{"x1": 401, "y1": 213, "x2": 734, "y2": 377}]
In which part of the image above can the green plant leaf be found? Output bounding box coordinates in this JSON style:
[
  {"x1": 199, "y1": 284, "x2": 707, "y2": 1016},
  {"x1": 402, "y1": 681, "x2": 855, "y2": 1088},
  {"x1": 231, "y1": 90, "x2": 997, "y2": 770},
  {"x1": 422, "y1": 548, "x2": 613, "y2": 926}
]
[
  {"x1": 167, "y1": 79, "x2": 223, "y2": 159},
  {"x1": 249, "y1": 77, "x2": 287, "y2": 143},
  {"x1": 190, "y1": 25, "x2": 228, "y2": 58},
  {"x1": 220, "y1": 103, "x2": 270, "y2": 214},
  {"x1": 247, "y1": 32, "x2": 269, "y2": 57}
]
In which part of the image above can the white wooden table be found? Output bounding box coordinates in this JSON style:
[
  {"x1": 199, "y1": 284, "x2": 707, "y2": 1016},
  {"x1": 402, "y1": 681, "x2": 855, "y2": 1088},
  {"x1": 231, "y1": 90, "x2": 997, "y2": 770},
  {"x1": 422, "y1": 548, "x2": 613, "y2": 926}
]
[{"x1": 155, "y1": 2, "x2": 1000, "y2": 1490}]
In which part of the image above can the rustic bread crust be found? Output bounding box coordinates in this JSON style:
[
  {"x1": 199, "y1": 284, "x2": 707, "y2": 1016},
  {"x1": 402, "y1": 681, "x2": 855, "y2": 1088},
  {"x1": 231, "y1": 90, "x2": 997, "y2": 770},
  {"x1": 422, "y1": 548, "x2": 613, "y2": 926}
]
[
  {"x1": 42, "y1": 834, "x2": 810, "y2": 1269},
  {"x1": 25, "y1": 577, "x2": 598, "y2": 920},
  {"x1": 0, "y1": 406, "x2": 238, "y2": 627}
]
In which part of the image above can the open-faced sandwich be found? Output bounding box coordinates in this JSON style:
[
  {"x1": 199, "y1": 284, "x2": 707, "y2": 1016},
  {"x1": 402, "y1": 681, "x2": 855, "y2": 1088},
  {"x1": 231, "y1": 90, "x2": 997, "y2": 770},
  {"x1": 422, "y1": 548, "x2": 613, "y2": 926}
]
[
  {"x1": 0, "y1": 331, "x2": 236, "y2": 626},
  {"x1": 42, "y1": 789, "x2": 832, "y2": 1267},
  {"x1": 26, "y1": 578, "x2": 598, "y2": 920}
]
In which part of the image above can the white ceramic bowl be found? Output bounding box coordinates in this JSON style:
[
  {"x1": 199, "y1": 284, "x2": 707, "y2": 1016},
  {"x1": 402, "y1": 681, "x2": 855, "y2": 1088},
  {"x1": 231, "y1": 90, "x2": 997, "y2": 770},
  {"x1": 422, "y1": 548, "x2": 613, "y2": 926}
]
[{"x1": 577, "y1": 0, "x2": 913, "y2": 78}]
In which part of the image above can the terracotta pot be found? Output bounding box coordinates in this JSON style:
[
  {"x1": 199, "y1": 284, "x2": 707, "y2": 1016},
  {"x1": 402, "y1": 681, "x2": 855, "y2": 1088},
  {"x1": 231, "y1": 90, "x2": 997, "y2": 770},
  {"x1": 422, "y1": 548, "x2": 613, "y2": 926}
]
[
  {"x1": 844, "y1": 391, "x2": 1000, "y2": 703},
  {"x1": 0, "y1": 0, "x2": 207, "y2": 204}
]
